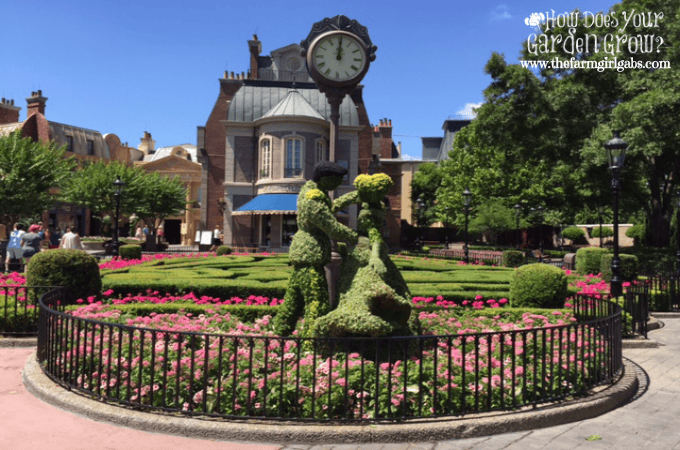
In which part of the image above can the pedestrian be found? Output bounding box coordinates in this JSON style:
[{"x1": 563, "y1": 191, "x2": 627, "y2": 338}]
[
  {"x1": 21, "y1": 224, "x2": 43, "y2": 271},
  {"x1": 210, "y1": 225, "x2": 222, "y2": 251},
  {"x1": 49, "y1": 226, "x2": 62, "y2": 249},
  {"x1": 60, "y1": 227, "x2": 83, "y2": 250},
  {"x1": 5, "y1": 223, "x2": 25, "y2": 272},
  {"x1": 134, "y1": 226, "x2": 144, "y2": 239}
]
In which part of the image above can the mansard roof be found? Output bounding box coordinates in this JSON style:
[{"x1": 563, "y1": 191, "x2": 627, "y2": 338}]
[{"x1": 261, "y1": 88, "x2": 324, "y2": 120}]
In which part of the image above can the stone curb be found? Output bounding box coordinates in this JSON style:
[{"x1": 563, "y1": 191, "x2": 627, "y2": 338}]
[
  {"x1": 0, "y1": 336, "x2": 38, "y2": 348},
  {"x1": 23, "y1": 351, "x2": 638, "y2": 444}
]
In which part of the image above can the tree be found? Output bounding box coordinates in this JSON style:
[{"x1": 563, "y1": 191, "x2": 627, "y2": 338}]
[
  {"x1": 468, "y1": 200, "x2": 517, "y2": 245},
  {"x1": 410, "y1": 162, "x2": 442, "y2": 226},
  {"x1": 0, "y1": 132, "x2": 75, "y2": 234},
  {"x1": 133, "y1": 172, "x2": 187, "y2": 250}
]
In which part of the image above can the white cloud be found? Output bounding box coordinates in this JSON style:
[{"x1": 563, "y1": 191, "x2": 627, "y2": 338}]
[
  {"x1": 455, "y1": 103, "x2": 483, "y2": 119},
  {"x1": 491, "y1": 4, "x2": 512, "y2": 21}
]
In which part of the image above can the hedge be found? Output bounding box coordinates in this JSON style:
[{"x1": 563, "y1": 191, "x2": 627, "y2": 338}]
[
  {"x1": 503, "y1": 250, "x2": 524, "y2": 268},
  {"x1": 119, "y1": 244, "x2": 142, "y2": 260},
  {"x1": 575, "y1": 247, "x2": 610, "y2": 275},
  {"x1": 510, "y1": 263, "x2": 568, "y2": 309},
  {"x1": 600, "y1": 253, "x2": 639, "y2": 282},
  {"x1": 26, "y1": 250, "x2": 102, "y2": 303}
]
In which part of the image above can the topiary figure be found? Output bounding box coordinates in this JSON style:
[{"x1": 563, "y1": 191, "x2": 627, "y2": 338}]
[
  {"x1": 503, "y1": 250, "x2": 525, "y2": 268},
  {"x1": 510, "y1": 263, "x2": 568, "y2": 309},
  {"x1": 314, "y1": 173, "x2": 415, "y2": 338},
  {"x1": 273, "y1": 162, "x2": 358, "y2": 337},
  {"x1": 26, "y1": 249, "x2": 102, "y2": 304},
  {"x1": 119, "y1": 244, "x2": 142, "y2": 260}
]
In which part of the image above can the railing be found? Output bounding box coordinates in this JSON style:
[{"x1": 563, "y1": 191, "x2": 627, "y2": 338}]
[
  {"x1": 257, "y1": 69, "x2": 312, "y2": 82},
  {"x1": 284, "y1": 168, "x2": 303, "y2": 178},
  {"x1": 642, "y1": 272, "x2": 680, "y2": 311},
  {"x1": 428, "y1": 249, "x2": 504, "y2": 265},
  {"x1": 1, "y1": 286, "x2": 64, "y2": 336},
  {"x1": 37, "y1": 291, "x2": 623, "y2": 422},
  {"x1": 624, "y1": 283, "x2": 649, "y2": 338}
]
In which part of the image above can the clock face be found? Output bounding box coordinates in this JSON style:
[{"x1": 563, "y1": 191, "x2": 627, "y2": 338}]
[{"x1": 310, "y1": 32, "x2": 368, "y2": 84}]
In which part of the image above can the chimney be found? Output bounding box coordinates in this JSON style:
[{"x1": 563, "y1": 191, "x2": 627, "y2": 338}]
[
  {"x1": 26, "y1": 90, "x2": 47, "y2": 117},
  {"x1": 138, "y1": 131, "x2": 156, "y2": 155},
  {"x1": 248, "y1": 34, "x2": 262, "y2": 80},
  {"x1": 378, "y1": 118, "x2": 393, "y2": 159},
  {"x1": 0, "y1": 98, "x2": 20, "y2": 124}
]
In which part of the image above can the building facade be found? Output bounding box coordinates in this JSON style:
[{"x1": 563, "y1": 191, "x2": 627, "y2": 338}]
[{"x1": 198, "y1": 35, "x2": 404, "y2": 249}]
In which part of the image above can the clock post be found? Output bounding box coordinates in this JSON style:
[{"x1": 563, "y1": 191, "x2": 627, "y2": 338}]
[{"x1": 301, "y1": 15, "x2": 377, "y2": 305}]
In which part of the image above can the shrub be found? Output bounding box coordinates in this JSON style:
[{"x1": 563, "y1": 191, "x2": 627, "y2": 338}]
[
  {"x1": 600, "y1": 253, "x2": 639, "y2": 282},
  {"x1": 626, "y1": 224, "x2": 645, "y2": 245},
  {"x1": 575, "y1": 247, "x2": 609, "y2": 275},
  {"x1": 591, "y1": 226, "x2": 614, "y2": 238},
  {"x1": 562, "y1": 226, "x2": 586, "y2": 243},
  {"x1": 216, "y1": 245, "x2": 233, "y2": 256},
  {"x1": 119, "y1": 244, "x2": 142, "y2": 260},
  {"x1": 510, "y1": 263, "x2": 568, "y2": 309},
  {"x1": 503, "y1": 250, "x2": 524, "y2": 268},
  {"x1": 421, "y1": 246, "x2": 431, "y2": 253},
  {"x1": 26, "y1": 250, "x2": 102, "y2": 303}
]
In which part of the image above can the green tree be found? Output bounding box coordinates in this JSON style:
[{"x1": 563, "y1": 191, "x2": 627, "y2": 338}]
[
  {"x1": 0, "y1": 132, "x2": 75, "y2": 234},
  {"x1": 410, "y1": 162, "x2": 441, "y2": 226},
  {"x1": 133, "y1": 172, "x2": 187, "y2": 250},
  {"x1": 469, "y1": 200, "x2": 516, "y2": 245}
]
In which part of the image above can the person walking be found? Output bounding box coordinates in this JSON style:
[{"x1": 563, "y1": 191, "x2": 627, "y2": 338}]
[
  {"x1": 5, "y1": 223, "x2": 25, "y2": 272},
  {"x1": 210, "y1": 226, "x2": 222, "y2": 252},
  {"x1": 49, "y1": 227, "x2": 62, "y2": 249},
  {"x1": 20, "y1": 224, "x2": 43, "y2": 271}
]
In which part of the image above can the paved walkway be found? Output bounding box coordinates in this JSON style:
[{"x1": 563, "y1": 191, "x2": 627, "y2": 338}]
[{"x1": 2, "y1": 318, "x2": 680, "y2": 450}]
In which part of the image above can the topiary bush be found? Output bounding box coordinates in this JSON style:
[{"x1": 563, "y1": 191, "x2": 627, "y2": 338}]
[
  {"x1": 575, "y1": 247, "x2": 609, "y2": 275},
  {"x1": 119, "y1": 244, "x2": 142, "y2": 260},
  {"x1": 562, "y1": 226, "x2": 586, "y2": 243},
  {"x1": 591, "y1": 226, "x2": 614, "y2": 238},
  {"x1": 503, "y1": 250, "x2": 524, "y2": 268},
  {"x1": 626, "y1": 224, "x2": 645, "y2": 246},
  {"x1": 216, "y1": 245, "x2": 233, "y2": 256},
  {"x1": 26, "y1": 249, "x2": 102, "y2": 303},
  {"x1": 600, "y1": 253, "x2": 639, "y2": 282},
  {"x1": 510, "y1": 263, "x2": 568, "y2": 309}
]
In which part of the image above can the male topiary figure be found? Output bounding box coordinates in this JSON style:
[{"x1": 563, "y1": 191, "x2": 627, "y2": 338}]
[
  {"x1": 315, "y1": 173, "x2": 414, "y2": 338},
  {"x1": 273, "y1": 161, "x2": 358, "y2": 337}
]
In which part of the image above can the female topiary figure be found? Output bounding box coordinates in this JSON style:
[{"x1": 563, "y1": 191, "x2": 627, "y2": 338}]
[
  {"x1": 273, "y1": 162, "x2": 358, "y2": 337},
  {"x1": 315, "y1": 173, "x2": 414, "y2": 337}
]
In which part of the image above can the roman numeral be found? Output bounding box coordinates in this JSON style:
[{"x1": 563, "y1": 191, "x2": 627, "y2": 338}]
[
  {"x1": 350, "y1": 65, "x2": 358, "y2": 71},
  {"x1": 318, "y1": 62, "x2": 325, "y2": 68}
]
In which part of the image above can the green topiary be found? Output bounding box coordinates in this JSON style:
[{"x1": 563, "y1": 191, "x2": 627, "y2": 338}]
[
  {"x1": 503, "y1": 250, "x2": 525, "y2": 268},
  {"x1": 626, "y1": 224, "x2": 645, "y2": 245},
  {"x1": 216, "y1": 245, "x2": 233, "y2": 256},
  {"x1": 575, "y1": 247, "x2": 609, "y2": 275},
  {"x1": 591, "y1": 226, "x2": 614, "y2": 238},
  {"x1": 562, "y1": 226, "x2": 586, "y2": 242},
  {"x1": 600, "y1": 253, "x2": 639, "y2": 282},
  {"x1": 26, "y1": 249, "x2": 102, "y2": 303},
  {"x1": 510, "y1": 263, "x2": 568, "y2": 309},
  {"x1": 119, "y1": 244, "x2": 142, "y2": 260}
]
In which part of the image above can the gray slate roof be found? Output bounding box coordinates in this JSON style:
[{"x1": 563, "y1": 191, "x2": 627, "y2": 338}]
[
  {"x1": 227, "y1": 85, "x2": 359, "y2": 126},
  {"x1": 143, "y1": 143, "x2": 198, "y2": 162},
  {"x1": 261, "y1": 89, "x2": 324, "y2": 120}
]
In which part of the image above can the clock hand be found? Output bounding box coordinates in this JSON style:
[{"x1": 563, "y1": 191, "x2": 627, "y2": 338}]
[{"x1": 337, "y1": 37, "x2": 343, "y2": 60}]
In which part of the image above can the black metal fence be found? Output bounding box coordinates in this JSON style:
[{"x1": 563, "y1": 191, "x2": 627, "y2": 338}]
[
  {"x1": 37, "y1": 290, "x2": 622, "y2": 422},
  {"x1": 1, "y1": 286, "x2": 63, "y2": 336},
  {"x1": 428, "y1": 249, "x2": 504, "y2": 265},
  {"x1": 642, "y1": 272, "x2": 680, "y2": 311}
]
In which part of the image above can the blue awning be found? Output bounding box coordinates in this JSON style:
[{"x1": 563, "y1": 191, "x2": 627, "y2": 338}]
[{"x1": 232, "y1": 194, "x2": 298, "y2": 215}]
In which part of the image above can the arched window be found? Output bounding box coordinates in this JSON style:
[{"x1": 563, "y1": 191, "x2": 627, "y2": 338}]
[
  {"x1": 260, "y1": 138, "x2": 271, "y2": 179},
  {"x1": 284, "y1": 137, "x2": 303, "y2": 178}
]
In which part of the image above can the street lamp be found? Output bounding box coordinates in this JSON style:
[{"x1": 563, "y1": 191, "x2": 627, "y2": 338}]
[
  {"x1": 597, "y1": 204, "x2": 604, "y2": 247},
  {"x1": 463, "y1": 188, "x2": 472, "y2": 264},
  {"x1": 514, "y1": 204, "x2": 522, "y2": 250},
  {"x1": 676, "y1": 191, "x2": 680, "y2": 277},
  {"x1": 537, "y1": 206, "x2": 544, "y2": 262},
  {"x1": 112, "y1": 177, "x2": 125, "y2": 259},
  {"x1": 417, "y1": 196, "x2": 425, "y2": 249},
  {"x1": 444, "y1": 206, "x2": 450, "y2": 248},
  {"x1": 605, "y1": 130, "x2": 628, "y2": 297}
]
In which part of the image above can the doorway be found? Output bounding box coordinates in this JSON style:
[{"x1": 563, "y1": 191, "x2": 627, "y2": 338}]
[{"x1": 164, "y1": 219, "x2": 182, "y2": 245}]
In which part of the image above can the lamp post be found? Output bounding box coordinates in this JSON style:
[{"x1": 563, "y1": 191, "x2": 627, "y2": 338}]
[
  {"x1": 597, "y1": 204, "x2": 604, "y2": 247},
  {"x1": 605, "y1": 131, "x2": 628, "y2": 297},
  {"x1": 463, "y1": 188, "x2": 472, "y2": 264},
  {"x1": 112, "y1": 177, "x2": 125, "y2": 259},
  {"x1": 444, "y1": 206, "x2": 450, "y2": 248},
  {"x1": 514, "y1": 204, "x2": 522, "y2": 250},
  {"x1": 676, "y1": 191, "x2": 680, "y2": 277},
  {"x1": 416, "y1": 196, "x2": 425, "y2": 249},
  {"x1": 537, "y1": 206, "x2": 544, "y2": 262}
]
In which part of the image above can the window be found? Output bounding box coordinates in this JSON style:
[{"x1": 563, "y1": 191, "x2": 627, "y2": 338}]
[
  {"x1": 260, "y1": 139, "x2": 271, "y2": 179},
  {"x1": 66, "y1": 136, "x2": 74, "y2": 152},
  {"x1": 86, "y1": 139, "x2": 94, "y2": 156},
  {"x1": 315, "y1": 139, "x2": 325, "y2": 164},
  {"x1": 284, "y1": 137, "x2": 303, "y2": 178}
]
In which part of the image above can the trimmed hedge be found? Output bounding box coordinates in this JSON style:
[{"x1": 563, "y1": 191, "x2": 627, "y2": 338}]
[
  {"x1": 119, "y1": 244, "x2": 142, "y2": 260},
  {"x1": 575, "y1": 247, "x2": 609, "y2": 275},
  {"x1": 26, "y1": 250, "x2": 102, "y2": 303},
  {"x1": 510, "y1": 263, "x2": 568, "y2": 309},
  {"x1": 600, "y1": 253, "x2": 639, "y2": 282},
  {"x1": 503, "y1": 250, "x2": 524, "y2": 268},
  {"x1": 562, "y1": 226, "x2": 586, "y2": 242},
  {"x1": 216, "y1": 245, "x2": 233, "y2": 256}
]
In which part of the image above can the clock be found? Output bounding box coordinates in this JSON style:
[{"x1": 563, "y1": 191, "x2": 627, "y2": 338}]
[{"x1": 306, "y1": 31, "x2": 370, "y2": 87}]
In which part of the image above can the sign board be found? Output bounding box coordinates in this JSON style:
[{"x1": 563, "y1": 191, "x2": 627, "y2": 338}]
[
  {"x1": 180, "y1": 223, "x2": 187, "y2": 234},
  {"x1": 194, "y1": 231, "x2": 201, "y2": 243},
  {"x1": 200, "y1": 231, "x2": 213, "y2": 245}
]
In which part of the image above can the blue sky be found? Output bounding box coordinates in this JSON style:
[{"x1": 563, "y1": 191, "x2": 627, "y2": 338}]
[{"x1": 1, "y1": 0, "x2": 616, "y2": 159}]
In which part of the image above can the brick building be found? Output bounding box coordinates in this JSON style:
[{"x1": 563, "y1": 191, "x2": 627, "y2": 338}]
[{"x1": 198, "y1": 35, "x2": 405, "y2": 249}]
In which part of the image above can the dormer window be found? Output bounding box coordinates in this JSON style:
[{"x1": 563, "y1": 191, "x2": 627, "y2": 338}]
[{"x1": 66, "y1": 136, "x2": 74, "y2": 152}]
